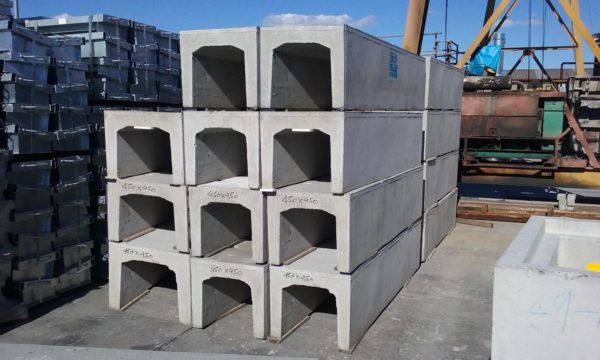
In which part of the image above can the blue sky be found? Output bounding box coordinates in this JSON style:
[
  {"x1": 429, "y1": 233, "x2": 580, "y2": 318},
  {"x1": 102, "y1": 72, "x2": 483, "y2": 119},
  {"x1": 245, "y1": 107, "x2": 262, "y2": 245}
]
[{"x1": 19, "y1": 0, "x2": 600, "y2": 72}]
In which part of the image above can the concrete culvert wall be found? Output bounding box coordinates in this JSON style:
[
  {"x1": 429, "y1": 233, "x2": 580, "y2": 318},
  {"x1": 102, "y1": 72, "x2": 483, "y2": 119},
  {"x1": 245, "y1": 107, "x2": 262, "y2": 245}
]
[
  {"x1": 271, "y1": 43, "x2": 332, "y2": 110},
  {"x1": 195, "y1": 128, "x2": 248, "y2": 184},
  {"x1": 201, "y1": 203, "x2": 252, "y2": 255},
  {"x1": 116, "y1": 127, "x2": 172, "y2": 179},
  {"x1": 202, "y1": 277, "x2": 252, "y2": 327},
  {"x1": 281, "y1": 285, "x2": 336, "y2": 335},
  {"x1": 119, "y1": 261, "x2": 176, "y2": 309},
  {"x1": 280, "y1": 208, "x2": 336, "y2": 262},
  {"x1": 273, "y1": 129, "x2": 330, "y2": 187},
  {"x1": 192, "y1": 45, "x2": 247, "y2": 109},
  {"x1": 119, "y1": 194, "x2": 174, "y2": 241}
]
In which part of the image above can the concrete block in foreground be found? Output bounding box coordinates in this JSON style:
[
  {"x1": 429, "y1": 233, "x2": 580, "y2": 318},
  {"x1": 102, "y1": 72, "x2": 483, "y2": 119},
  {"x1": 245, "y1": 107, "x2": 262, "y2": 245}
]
[
  {"x1": 268, "y1": 167, "x2": 423, "y2": 273},
  {"x1": 424, "y1": 57, "x2": 464, "y2": 111},
  {"x1": 260, "y1": 25, "x2": 425, "y2": 111},
  {"x1": 180, "y1": 28, "x2": 259, "y2": 109},
  {"x1": 269, "y1": 221, "x2": 422, "y2": 352},
  {"x1": 492, "y1": 216, "x2": 600, "y2": 360},
  {"x1": 109, "y1": 234, "x2": 191, "y2": 325},
  {"x1": 260, "y1": 111, "x2": 422, "y2": 194},
  {"x1": 107, "y1": 178, "x2": 189, "y2": 253},
  {"x1": 188, "y1": 177, "x2": 266, "y2": 263},
  {"x1": 422, "y1": 188, "x2": 457, "y2": 262},
  {"x1": 183, "y1": 111, "x2": 260, "y2": 188},
  {"x1": 423, "y1": 150, "x2": 458, "y2": 209},
  {"x1": 422, "y1": 110, "x2": 460, "y2": 161},
  {"x1": 105, "y1": 110, "x2": 184, "y2": 185},
  {"x1": 191, "y1": 242, "x2": 269, "y2": 339}
]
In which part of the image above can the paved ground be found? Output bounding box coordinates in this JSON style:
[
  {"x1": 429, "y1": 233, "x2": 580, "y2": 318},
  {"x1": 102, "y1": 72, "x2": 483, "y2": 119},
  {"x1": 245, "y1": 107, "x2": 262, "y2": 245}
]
[{"x1": 0, "y1": 221, "x2": 522, "y2": 359}]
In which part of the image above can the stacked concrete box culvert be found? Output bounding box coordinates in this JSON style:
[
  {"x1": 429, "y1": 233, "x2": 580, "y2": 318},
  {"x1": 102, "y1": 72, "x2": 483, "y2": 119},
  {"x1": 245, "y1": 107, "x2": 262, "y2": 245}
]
[
  {"x1": 180, "y1": 27, "x2": 259, "y2": 110},
  {"x1": 260, "y1": 25, "x2": 425, "y2": 111},
  {"x1": 422, "y1": 110, "x2": 461, "y2": 161},
  {"x1": 268, "y1": 167, "x2": 423, "y2": 273},
  {"x1": 260, "y1": 111, "x2": 423, "y2": 194},
  {"x1": 270, "y1": 221, "x2": 422, "y2": 351},
  {"x1": 424, "y1": 57, "x2": 464, "y2": 111},
  {"x1": 183, "y1": 111, "x2": 260, "y2": 189},
  {"x1": 104, "y1": 110, "x2": 185, "y2": 185},
  {"x1": 422, "y1": 189, "x2": 458, "y2": 262},
  {"x1": 108, "y1": 233, "x2": 192, "y2": 325},
  {"x1": 190, "y1": 242, "x2": 269, "y2": 339},
  {"x1": 423, "y1": 151, "x2": 459, "y2": 210}
]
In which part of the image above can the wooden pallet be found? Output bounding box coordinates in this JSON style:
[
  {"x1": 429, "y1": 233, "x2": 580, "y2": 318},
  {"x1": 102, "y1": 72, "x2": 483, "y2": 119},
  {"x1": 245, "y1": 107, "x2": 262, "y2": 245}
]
[{"x1": 458, "y1": 197, "x2": 600, "y2": 223}]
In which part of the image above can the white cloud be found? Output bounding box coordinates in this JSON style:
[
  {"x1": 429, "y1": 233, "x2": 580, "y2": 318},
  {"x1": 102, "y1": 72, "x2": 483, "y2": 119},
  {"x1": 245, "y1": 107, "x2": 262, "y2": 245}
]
[
  {"x1": 262, "y1": 13, "x2": 376, "y2": 29},
  {"x1": 504, "y1": 18, "x2": 543, "y2": 27}
]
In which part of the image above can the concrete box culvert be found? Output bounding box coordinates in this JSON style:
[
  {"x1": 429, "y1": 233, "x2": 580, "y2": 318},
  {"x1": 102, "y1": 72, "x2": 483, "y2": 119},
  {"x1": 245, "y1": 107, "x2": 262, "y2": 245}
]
[
  {"x1": 260, "y1": 111, "x2": 423, "y2": 194},
  {"x1": 109, "y1": 236, "x2": 192, "y2": 325},
  {"x1": 492, "y1": 216, "x2": 600, "y2": 360},
  {"x1": 267, "y1": 166, "x2": 423, "y2": 273},
  {"x1": 105, "y1": 111, "x2": 184, "y2": 185},
  {"x1": 107, "y1": 178, "x2": 189, "y2": 253},
  {"x1": 269, "y1": 221, "x2": 422, "y2": 352},
  {"x1": 422, "y1": 110, "x2": 461, "y2": 161},
  {"x1": 180, "y1": 28, "x2": 259, "y2": 109},
  {"x1": 424, "y1": 57, "x2": 464, "y2": 111},
  {"x1": 423, "y1": 150, "x2": 459, "y2": 209},
  {"x1": 188, "y1": 177, "x2": 267, "y2": 263},
  {"x1": 421, "y1": 188, "x2": 457, "y2": 262},
  {"x1": 191, "y1": 242, "x2": 269, "y2": 339},
  {"x1": 260, "y1": 25, "x2": 425, "y2": 111},
  {"x1": 183, "y1": 111, "x2": 260, "y2": 189}
]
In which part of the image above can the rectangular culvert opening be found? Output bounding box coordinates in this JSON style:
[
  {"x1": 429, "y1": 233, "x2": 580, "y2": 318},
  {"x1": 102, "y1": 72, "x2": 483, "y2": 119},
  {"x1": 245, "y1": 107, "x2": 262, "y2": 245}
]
[
  {"x1": 195, "y1": 128, "x2": 248, "y2": 184},
  {"x1": 281, "y1": 285, "x2": 336, "y2": 337},
  {"x1": 273, "y1": 129, "x2": 330, "y2": 188},
  {"x1": 119, "y1": 194, "x2": 174, "y2": 241},
  {"x1": 192, "y1": 45, "x2": 247, "y2": 109},
  {"x1": 201, "y1": 202, "x2": 251, "y2": 256},
  {"x1": 202, "y1": 277, "x2": 252, "y2": 327},
  {"x1": 120, "y1": 261, "x2": 179, "y2": 321},
  {"x1": 555, "y1": 235, "x2": 600, "y2": 272},
  {"x1": 116, "y1": 127, "x2": 172, "y2": 179},
  {"x1": 271, "y1": 43, "x2": 332, "y2": 110},
  {"x1": 280, "y1": 208, "x2": 336, "y2": 263}
]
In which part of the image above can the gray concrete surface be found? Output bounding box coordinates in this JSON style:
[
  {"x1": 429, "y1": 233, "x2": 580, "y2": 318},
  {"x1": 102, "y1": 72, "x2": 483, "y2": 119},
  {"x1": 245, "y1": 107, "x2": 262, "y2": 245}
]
[
  {"x1": 0, "y1": 221, "x2": 522, "y2": 359},
  {"x1": 270, "y1": 221, "x2": 422, "y2": 352},
  {"x1": 260, "y1": 25, "x2": 425, "y2": 111},
  {"x1": 424, "y1": 57, "x2": 464, "y2": 111},
  {"x1": 422, "y1": 189, "x2": 457, "y2": 262},
  {"x1": 267, "y1": 167, "x2": 423, "y2": 273},
  {"x1": 422, "y1": 111, "x2": 460, "y2": 161},
  {"x1": 260, "y1": 111, "x2": 423, "y2": 194},
  {"x1": 492, "y1": 217, "x2": 600, "y2": 360},
  {"x1": 423, "y1": 151, "x2": 459, "y2": 210},
  {"x1": 180, "y1": 28, "x2": 259, "y2": 110}
]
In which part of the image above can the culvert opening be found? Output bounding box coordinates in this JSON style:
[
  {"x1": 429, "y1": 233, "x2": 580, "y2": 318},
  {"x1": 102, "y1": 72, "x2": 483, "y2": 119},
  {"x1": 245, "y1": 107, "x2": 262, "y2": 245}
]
[
  {"x1": 281, "y1": 285, "x2": 337, "y2": 336},
  {"x1": 195, "y1": 128, "x2": 248, "y2": 184},
  {"x1": 271, "y1": 43, "x2": 332, "y2": 110},
  {"x1": 192, "y1": 45, "x2": 247, "y2": 109},
  {"x1": 202, "y1": 277, "x2": 252, "y2": 327},
  {"x1": 273, "y1": 129, "x2": 330, "y2": 188},
  {"x1": 120, "y1": 261, "x2": 178, "y2": 317},
  {"x1": 201, "y1": 203, "x2": 252, "y2": 255},
  {"x1": 116, "y1": 126, "x2": 172, "y2": 179},
  {"x1": 280, "y1": 209, "x2": 336, "y2": 263},
  {"x1": 119, "y1": 194, "x2": 174, "y2": 241}
]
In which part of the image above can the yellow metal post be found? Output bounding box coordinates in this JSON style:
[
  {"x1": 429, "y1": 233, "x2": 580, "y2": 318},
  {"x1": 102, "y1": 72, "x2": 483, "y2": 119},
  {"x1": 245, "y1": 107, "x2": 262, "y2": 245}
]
[
  {"x1": 557, "y1": 0, "x2": 600, "y2": 63},
  {"x1": 456, "y1": 0, "x2": 515, "y2": 68},
  {"x1": 403, "y1": 0, "x2": 430, "y2": 54},
  {"x1": 570, "y1": 0, "x2": 586, "y2": 76}
]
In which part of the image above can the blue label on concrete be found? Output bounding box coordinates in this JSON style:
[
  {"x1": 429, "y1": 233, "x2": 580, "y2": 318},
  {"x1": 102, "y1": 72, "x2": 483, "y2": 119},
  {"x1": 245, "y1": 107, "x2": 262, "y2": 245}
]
[{"x1": 389, "y1": 52, "x2": 398, "y2": 79}]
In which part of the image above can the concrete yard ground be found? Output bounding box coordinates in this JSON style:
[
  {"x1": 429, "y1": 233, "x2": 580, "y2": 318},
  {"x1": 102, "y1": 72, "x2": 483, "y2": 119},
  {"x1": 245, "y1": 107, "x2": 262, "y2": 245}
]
[{"x1": 0, "y1": 221, "x2": 523, "y2": 359}]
